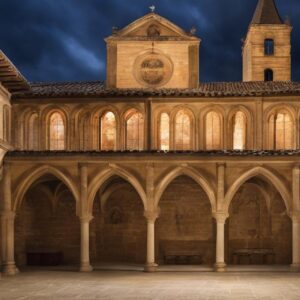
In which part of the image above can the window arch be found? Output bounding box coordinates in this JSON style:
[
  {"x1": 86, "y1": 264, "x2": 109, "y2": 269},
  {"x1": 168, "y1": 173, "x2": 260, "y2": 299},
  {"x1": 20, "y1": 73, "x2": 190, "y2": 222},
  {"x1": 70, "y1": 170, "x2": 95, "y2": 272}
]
[
  {"x1": 101, "y1": 111, "x2": 117, "y2": 151},
  {"x1": 232, "y1": 111, "x2": 247, "y2": 150},
  {"x1": 175, "y1": 110, "x2": 191, "y2": 150},
  {"x1": 28, "y1": 113, "x2": 39, "y2": 150},
  {"x1": 205, "y1": 111, "x2": 222, "y2": 150},
  {"x1": 159, "y1": 113, "x2": 170, "y2": 151},
  {"x1": 3, "y1": 105, "x2": 10, "y2": 142},
  {"x1": 126, "y1": 110, "x2": 144, "y2": 151},
  {"x1": 264, "y1": 69, "x2": 273, "y2": 82},
  {"x1": 264, "y1": 39, "x2": 274, "y2": 56},
  {"x1": 49, "y1": 112, "x2": 65, "y2": 150},
  {"x1": 79, "y1": 114, "x2": 90, "y2": 151},
  {"x1": 269, "y1": 110, "x2": 294, "y2": 150}
]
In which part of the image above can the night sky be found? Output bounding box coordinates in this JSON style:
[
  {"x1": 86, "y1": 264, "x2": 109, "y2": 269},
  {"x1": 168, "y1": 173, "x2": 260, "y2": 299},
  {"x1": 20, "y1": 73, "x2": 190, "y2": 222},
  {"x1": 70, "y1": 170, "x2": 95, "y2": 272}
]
[{"x1": 1, "y1": 0, "x2": 300, "y2": 83}]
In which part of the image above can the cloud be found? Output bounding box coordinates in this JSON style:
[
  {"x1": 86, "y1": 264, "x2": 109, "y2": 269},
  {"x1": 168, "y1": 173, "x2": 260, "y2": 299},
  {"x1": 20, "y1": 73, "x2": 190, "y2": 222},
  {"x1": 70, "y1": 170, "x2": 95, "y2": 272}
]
[{"x1": 0, "y1": 0, "x2": 299, "y2": 82}]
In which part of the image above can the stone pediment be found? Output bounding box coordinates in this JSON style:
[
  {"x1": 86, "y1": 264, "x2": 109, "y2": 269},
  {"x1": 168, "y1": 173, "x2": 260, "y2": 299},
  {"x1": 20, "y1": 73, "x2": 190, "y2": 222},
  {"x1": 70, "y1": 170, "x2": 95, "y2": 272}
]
[{"x1": 106, "y1": 13, "x2": 199, "y2": 41}]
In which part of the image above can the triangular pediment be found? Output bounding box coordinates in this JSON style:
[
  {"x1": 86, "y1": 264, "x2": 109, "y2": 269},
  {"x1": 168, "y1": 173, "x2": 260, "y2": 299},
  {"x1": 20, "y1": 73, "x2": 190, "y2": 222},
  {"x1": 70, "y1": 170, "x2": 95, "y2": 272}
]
[{"x1": 107, "y1": 13, "x2": 199, "y2": 41}]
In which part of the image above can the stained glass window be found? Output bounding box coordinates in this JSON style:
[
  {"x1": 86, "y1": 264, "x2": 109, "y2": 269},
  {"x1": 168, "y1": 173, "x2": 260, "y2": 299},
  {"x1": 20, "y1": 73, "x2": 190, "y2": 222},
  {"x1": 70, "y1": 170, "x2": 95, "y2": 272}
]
[
  {"x1": 126, "y1": 111, "x2": 144, "y2": 150},
  {"x1": 101, "y1": 112, "x2": 116, "y2": 151},
  {"x1": 233, "y1": 111, "x2": 246, "y2": 150},
  {"x1": 160, "y1": 113, "x2": 170, "y2": 151},
  {"x1": 175, "y1": 110, "x2": 191, "y2": 150},
  {"x1": 28, "y1": 113, "x2": 39, "y2": 150},
  {"x1": 206, "y1": 111, "x2": 221, "y2": 150},
  {"x1": 49, "y1": 112, "x2": 65, "y2": 150},
  {"x1": 270, "y1": 111, "x2": 293, "y2": 150}
]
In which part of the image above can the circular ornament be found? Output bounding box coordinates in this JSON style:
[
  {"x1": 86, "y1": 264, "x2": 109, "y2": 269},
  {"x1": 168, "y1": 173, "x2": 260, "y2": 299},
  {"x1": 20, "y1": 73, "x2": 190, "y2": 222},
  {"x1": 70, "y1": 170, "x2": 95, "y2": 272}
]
[{"x1": 133, "y1": 52, "x2": 173, "y2": 87}]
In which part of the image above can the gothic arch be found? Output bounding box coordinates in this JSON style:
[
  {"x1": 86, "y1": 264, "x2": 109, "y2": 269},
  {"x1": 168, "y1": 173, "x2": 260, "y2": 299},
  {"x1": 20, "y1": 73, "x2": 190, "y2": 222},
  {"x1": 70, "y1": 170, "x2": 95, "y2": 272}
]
[
  {"x1": 227, "y1": 105, "x2": 254, "y2": 149},
  {"x1": 224, "y1": 166, "x2": 291, "y2": 213},
  {"x1": 154, "y1": 166, "x2": 217, "y2": 212},
  {"x1": 200, "y1": 105, "x2": 225, "y2": 150},
  {"x1": 41, "y1": 106, "x2": 70, "y2": 150},
  {"x1": 13, "y1": 165, "x2": 80, "y2": 213},
  {"x1": 264, "y1": 104, "x2": 297, "y2": 150},
  {"x1": 87, "y1": 166, "x2": 147, "y2": 214},
  {"x1": 170, "y1": 106, "x2": 196, "y2": 150}
]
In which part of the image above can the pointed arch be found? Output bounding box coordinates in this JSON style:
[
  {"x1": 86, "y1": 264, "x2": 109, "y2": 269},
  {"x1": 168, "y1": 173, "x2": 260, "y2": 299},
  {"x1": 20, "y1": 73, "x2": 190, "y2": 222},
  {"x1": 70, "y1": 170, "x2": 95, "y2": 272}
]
[
  {"x1": 13, "y1": 165, "x2": 80, "y2": 213},
  {"x1": 154, "y1": 166, "x2": 216, "y2": 212},
  {"x1": 224, "y1": 167, "x2": 291, "y2": 213},
  {"x1": 87, "y1": 166, "x2": 147, "y2": 214}
]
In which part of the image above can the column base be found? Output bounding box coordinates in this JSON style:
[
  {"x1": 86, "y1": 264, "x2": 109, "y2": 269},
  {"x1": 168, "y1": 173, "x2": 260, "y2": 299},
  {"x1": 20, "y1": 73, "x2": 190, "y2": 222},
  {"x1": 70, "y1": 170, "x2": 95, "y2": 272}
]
[
  {"x1": 80, "y1": 263, "x2": 93, "y2": 272},
  {"x1": 214, "y1": 263, "x2": 227, "y2": 272},
  {"x1": 144, "y1": 263, "x2": 158, "y2": 273},
  {"x1": 290, "y1": 264, "x2": 300, "y2": 272},
  {"x1": 3, "y1": 262, "x2": 18, "y2": 276}
]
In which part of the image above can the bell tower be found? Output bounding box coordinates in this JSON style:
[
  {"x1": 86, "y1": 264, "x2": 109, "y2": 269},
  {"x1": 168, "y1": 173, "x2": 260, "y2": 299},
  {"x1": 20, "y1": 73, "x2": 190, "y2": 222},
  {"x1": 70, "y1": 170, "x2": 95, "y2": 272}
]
[{"x1": 243, "y1": 0, "x2": 292, "y2": 82}]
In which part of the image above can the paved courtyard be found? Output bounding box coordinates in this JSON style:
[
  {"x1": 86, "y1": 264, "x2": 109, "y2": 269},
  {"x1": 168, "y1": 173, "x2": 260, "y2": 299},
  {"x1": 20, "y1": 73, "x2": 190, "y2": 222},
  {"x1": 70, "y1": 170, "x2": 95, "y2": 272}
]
[{"x1": 0, "y1": 268, "x2": 300, "y2": 300}]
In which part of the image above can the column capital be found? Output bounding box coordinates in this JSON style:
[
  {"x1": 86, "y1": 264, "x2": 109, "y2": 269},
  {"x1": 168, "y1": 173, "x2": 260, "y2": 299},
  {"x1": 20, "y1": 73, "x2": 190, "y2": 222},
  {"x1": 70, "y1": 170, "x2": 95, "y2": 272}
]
[
  {"x1": 213, "y1": 212, "x2": 229, "y2": 223},
  {"x1": 78, "y1": 163, "x2": 88, "y2": 169},
  {"x1": 79, "y1": 215, "x2": 93, "y2": 223},
  {"x1": 144, "y1": 209, "x2": 160, "y2": 223}
]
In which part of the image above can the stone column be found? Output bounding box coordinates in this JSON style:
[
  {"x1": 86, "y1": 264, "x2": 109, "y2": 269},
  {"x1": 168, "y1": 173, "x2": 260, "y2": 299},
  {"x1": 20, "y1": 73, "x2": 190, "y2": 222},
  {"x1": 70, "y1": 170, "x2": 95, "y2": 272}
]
[
  {"x1": 80, "y1": 216, "x2": 93, "y2": 272},
  {"x1": 214, "y1": 212, "x2": 228, "y2": 272},
  {"x1": 1, "y1": 163, "x2": 17, "y2": 275},
  {"x1": 79, "y1": 164, "x2": 93, "y2": 272},
  {"x1": 144, "y1": 210, "x2": 159, "y2": 272},
  {"x1": 291, "y1": 214, "x2": 300, "y2": 271}
]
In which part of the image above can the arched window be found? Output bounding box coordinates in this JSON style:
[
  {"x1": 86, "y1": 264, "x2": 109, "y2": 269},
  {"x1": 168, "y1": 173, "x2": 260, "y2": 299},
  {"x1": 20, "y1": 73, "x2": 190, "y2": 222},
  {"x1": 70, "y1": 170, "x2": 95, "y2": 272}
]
[
  {"x1": 264, "y1": 69, "x2": 273, "y2": 82},
  {"x1": 269, "y1": 110, "x2": 293, "y2": 150},
  {"x1": 126, "y1": 110, "x2": 144, "y2": 151},
  {"x1": 79, "y1": 115, "x2": 90, "y2": 151},
  {"x1": 233, "y1": 111, "x2": 247, "y2": 150},
  {"x1": 101, "y1": 111, "x2": 116, "y2": 151},
  {"x1": 49, "y1": 112, "x2": 65, "y2": 150},
  {"x1": 3, "y1": 106, "x2": 10, "y2": 142},
  {"x1": 28, "y1": 113, "x2": 39, "y2": 150},
  {"x1": 206, "y1": 111, "x2": 222, "y2": 150},
  {"x1": 175, "y1": 110, "x2": 191, "y2": 150},
  {"x1": 264, "y1": 39, "x2": 274, "y2": 55},
  {"x1": 160, "y1": 113, "x2": 170, "y2": 151}
]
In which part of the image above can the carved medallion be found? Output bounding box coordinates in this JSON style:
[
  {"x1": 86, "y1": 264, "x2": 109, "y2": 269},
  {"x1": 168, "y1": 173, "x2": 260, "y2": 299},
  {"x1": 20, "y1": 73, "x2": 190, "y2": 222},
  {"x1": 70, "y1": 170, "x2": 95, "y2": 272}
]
[{"x1": 134, "y1": 52, "x2": 173, "y2": 87}]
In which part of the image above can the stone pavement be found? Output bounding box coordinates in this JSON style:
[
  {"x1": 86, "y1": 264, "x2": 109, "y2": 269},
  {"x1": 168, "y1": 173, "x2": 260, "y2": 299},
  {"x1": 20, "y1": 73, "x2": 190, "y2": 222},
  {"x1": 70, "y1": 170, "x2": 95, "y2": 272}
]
[{"x1": 0, "y1": 268, "x2": 300, "y2": 300}]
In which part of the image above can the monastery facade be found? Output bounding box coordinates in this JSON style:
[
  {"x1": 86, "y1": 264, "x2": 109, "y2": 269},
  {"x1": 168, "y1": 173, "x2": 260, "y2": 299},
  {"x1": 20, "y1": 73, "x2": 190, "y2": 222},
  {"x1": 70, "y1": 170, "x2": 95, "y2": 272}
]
[{"x1": 1, "y1": 0, "x2": 300, "y2": 275}]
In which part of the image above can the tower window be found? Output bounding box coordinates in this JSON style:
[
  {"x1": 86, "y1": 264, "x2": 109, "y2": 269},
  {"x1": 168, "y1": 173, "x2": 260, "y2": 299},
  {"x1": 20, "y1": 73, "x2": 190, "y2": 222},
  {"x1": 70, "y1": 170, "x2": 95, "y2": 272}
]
[
  {"x1": 264, "y1": 69, "x2": 273, "y2": 82},
  {"x1": 264, "y1": 39, "x2": 274, "y2": 55}
]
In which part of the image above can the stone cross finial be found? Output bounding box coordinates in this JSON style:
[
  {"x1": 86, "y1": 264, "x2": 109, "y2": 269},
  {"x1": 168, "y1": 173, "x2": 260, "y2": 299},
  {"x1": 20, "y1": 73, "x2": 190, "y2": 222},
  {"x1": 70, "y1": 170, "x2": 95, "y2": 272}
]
[{"x1": 149, "y1": 5, "x2": 156, "y2": 13}]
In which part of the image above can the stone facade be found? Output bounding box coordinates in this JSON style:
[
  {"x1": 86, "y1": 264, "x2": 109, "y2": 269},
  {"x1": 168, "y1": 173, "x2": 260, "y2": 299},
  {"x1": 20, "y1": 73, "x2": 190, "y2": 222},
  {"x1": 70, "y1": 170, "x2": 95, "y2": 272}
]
[{"x1": 1, "y1": 0, "x2": 300, "y2": 277}]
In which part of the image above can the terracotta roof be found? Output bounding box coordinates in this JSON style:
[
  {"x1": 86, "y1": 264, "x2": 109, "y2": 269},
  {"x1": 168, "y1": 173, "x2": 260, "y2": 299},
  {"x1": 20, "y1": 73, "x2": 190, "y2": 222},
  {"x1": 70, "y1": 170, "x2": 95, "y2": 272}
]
[
  {"x1": 251, "y1": 0, "x2": 283, "y2": 25},
  {"x1": 12, "y1": 81, "x2": 300, "y2": 99},
  {"x1": 0, "y1": 51, "x2": 30, "y2": 93},
  {"x1": 7, "y1": 150, "x2": 300, "y2": 157}
]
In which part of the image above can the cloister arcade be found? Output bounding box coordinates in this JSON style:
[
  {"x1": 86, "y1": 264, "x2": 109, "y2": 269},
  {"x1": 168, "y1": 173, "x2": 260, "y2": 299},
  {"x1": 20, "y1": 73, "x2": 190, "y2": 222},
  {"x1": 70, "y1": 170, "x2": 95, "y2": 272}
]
[
  {"x1": 13, "y1": 103, "x2": 300, "y2": 152},
  {"x1": 1, "y1": 154, "x2": 300, "y2": 274}
]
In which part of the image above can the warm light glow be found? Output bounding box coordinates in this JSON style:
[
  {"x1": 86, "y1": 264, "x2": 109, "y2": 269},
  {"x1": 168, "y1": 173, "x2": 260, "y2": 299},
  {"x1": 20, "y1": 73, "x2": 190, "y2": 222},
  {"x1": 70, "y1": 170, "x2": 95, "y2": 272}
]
[
  {"x1": 160, "y1": 113, "x2": 170, "y2": 151},
  {"x1": 233, "y1": 111, "x2": 246, "y2": 150},
  {"x1": 101, "y1": 112, "x2": 116, "y2": 150},
  {"x1": 175, "y1": 110, "x2": 191, "y2": 150},
  {"x1": 80, "y1": 115, "x2": 90, "y2": 150},
  {"x1": 28, "y1": 113, "x2": 39, "y2": 150},
  {"x1": 126, "y1": 111, "x2": 144, "y2": 150},
  {"x1": 206, "y1": 111, "x2": 221, "y2": 150},
  {"x1": 269, "y1": 111, "x2": 293, "y2": 150},
  {"x1": 50, "y1": 112, "x2": 65, "y2": 150}
]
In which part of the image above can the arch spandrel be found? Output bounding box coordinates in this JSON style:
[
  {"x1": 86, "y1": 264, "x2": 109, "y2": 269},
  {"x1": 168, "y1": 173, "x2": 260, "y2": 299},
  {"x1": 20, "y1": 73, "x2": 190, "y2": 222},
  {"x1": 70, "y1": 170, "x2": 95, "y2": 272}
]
[
  {"x1": 87, "y1": 165, "x2": 147, "y2": 215},
  {"x1": 154, "y1": 166, "x2": 217, "y2": 212},
  {"x1": 223, "y1": 166, "x2": 292, "y2": 214},
  {"x1": 13, "y1": 165, "x2": 80, "y2": 213}
]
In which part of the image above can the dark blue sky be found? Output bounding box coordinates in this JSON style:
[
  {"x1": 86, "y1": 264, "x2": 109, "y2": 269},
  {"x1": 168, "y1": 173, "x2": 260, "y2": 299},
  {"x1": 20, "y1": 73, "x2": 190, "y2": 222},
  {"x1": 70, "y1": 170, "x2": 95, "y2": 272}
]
[{"x1": 0, "y1": 0, "x2": 299, "y2": 83}]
